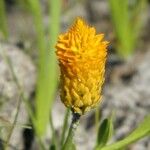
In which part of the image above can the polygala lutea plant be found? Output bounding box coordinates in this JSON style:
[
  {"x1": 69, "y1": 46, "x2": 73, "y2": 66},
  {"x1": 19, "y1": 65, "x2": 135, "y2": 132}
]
[
  {"x1": 56, "y1": 17, "x2": 108, "y2": 149},
  {"x1": 56, "y1": 18, "x2": 108, "y2": 114}
]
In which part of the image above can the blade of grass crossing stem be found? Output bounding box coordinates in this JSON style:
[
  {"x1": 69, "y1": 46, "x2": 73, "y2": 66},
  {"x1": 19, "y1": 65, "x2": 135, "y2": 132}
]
[
  {"x1": 99, "y1": 114, "x2": 150, "y2": 150},
  {"x1": 0, "y1": 0, "x2": 8, "y2": 38}
]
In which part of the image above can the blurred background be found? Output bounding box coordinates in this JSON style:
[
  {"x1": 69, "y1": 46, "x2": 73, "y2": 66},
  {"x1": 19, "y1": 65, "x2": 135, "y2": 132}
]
[{"x1": 0, "y1": 0, "x2": 150, "y2": 150}]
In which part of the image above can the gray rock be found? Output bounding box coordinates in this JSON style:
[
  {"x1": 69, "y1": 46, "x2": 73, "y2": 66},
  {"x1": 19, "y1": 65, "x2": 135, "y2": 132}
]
[{"x1": 0, "y1": 42, "x2": 36, "y2": 149}]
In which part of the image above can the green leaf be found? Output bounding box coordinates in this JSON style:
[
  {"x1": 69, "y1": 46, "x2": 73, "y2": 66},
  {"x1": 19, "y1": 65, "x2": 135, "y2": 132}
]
[
  {"x1": 71, "y1": 143, "x2": 76, "y2": 150},
  {"x1": 96, "y1": 115, "x2": 113, "y2": 149},
  {"x1": 27, "y1": 0, "x2": 61, "y2": 135},
  {"x1": 109, "y1": 0, "x2": 132, "y2": 58},
  {"x1": 60, "y1": 108, "x2": 70, "y2": 146},
  {"x1": 98, "y1": 114, "x2": 150, "y2": 150},
  {"x1": 49, "y1": 145, "x2": 56, "y2": 150}
]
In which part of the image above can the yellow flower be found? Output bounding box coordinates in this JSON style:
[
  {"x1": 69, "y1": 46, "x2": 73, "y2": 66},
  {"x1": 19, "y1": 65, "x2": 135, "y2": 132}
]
[{"x1": 56, "y1": 18, "x2": 108, "y2": 114}]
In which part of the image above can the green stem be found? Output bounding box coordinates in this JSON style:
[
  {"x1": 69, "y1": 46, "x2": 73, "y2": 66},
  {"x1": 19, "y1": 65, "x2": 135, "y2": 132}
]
[
  {"x1": 4, "y1": 95, "x2": 22, "y2": 150},
  {"x1": 0, "y1": 0, "x2": 8, "y2": 38},
  {"x1": 1, "y1": 139, "x2": 18, "y2": 150},
  {"x1": 95, "y1": 107, "x2": 100, "y2": 133},
  {"x1": 37, "y1": 137, "x2": 46, "y2": 150},
  {"x1": 60, "y1": 108, "x2": 70, "y2": 146},
  {"x1": 62, "y1": 113, "x2": 80, "y2": 150},
  {"x1": 49, "y1": 113, "x2": 58, "y2": 150}
]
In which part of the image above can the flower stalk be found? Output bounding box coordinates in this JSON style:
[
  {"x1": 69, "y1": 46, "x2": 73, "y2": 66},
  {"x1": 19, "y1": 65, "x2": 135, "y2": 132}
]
[
  {"x1": 62, "y1": 112, "x2": 81, "y2": 150},
  {"x1": 60, "y1": 108, "x2": 70, "y2": 146},
  {"x1": 56, "y1": 17, "x2": 108, "y2": 149}
]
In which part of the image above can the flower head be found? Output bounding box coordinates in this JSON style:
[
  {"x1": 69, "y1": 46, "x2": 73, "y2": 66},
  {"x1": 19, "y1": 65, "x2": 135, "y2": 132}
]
[{"x1": 56, "y1": 18, "x2": 108, "y2": 114}]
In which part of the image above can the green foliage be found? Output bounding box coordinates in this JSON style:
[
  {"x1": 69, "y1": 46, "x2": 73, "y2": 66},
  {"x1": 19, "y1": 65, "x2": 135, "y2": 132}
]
[
  {"x1": 49, "y1": 113, "x2": 58, "y2": 150},
  {"x1": 60, "y1": 108, "x2": 70, "y2": 146},
  {"x1": 109, "y1": 0, "x2": 147, "y2": 58},
  {"x1": 50, "y1": 145, "x2": 57, "y2": 150},
  {"x1": 95, "y1": 115, "x2": 113, "y2": 149},
  {"x1": 62, "y1": 113, "x2": 80, "y2": 150},
  {"x1": 0, "y1": 0, "x2": 8, "y2": 38},
  {"x1": 62, "y1": 126, "x2": 75, "y2": 150},
  {"x1": 97, "y1": 114, "x2": 150, "y2": 150},
  {"x1": 27, "y1": 0, "x2": 61, "y2": 135}
]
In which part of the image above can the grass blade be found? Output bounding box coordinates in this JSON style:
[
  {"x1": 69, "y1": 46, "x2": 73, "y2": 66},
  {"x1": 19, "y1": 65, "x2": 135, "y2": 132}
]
[{"x1": 28, "y1": 0, "x2": 61, "y2": 135}]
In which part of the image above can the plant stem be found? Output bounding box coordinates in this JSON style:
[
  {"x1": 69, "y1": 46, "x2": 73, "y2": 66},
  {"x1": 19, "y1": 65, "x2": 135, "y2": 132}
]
[
  {"x1": 0, "y1": 0, "x2": 8, "y2": 38},
  {"x1": 95, "y1": 107, "x2": 100, "y2": 133},
  {"x1": 60, "y1": 108, "x2": 70, "y2": 146},
  {"x1": 62, "y1": 112, "x2": 80, "y2": 150},
  {"x1": 0, "y1": 139, "x2": 18, "y2": 150},
  {"x1": 49, "y1": 113, "x2": 58, "y2": 150},
  {"x1": 4, "y1": 95, "x2": 22, "y2": 150}
]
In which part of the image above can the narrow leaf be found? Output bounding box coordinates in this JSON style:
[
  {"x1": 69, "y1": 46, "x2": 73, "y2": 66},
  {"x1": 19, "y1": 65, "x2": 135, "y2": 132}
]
[
  {"x1": 27, "y1": 0, "x2": 61, "y2": 135},
  {"x1": 96, "y1": 115, "x2": 113, "y2": 149},
  {"x1": 99, "y1": 114, "x2": 150, "y2": 150},
  {"x1": 50, "y1": 145, "x2": 56, "y2": 150}
]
